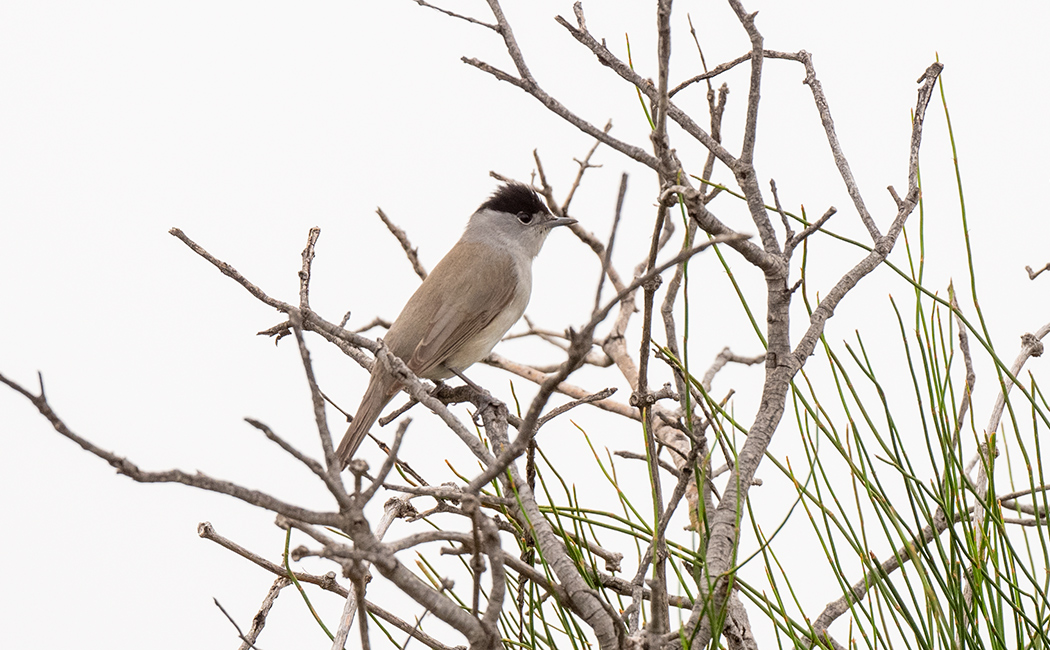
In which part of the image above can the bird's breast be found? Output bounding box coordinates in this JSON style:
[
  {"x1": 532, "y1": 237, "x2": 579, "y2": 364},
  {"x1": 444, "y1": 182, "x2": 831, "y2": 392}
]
[{"x1": 443, "y1": 250, "x2": 532, "y2": 372}]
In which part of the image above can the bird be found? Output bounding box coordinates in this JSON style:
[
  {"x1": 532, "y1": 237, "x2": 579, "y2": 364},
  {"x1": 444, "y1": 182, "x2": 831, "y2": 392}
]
[{"x1": 335, "y1": 182, "x2": 576, "y2": 465}]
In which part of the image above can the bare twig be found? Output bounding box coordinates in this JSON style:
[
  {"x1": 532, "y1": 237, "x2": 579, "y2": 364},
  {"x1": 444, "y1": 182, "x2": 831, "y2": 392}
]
[
  {"x1": 555, "y1": 11, "x2": 736, "y2": 167},
  {"x1": 289, "y1": 309, "x2": 347, "y2": 491},
  {"x1": 487, "y1": 353, "x2": 638, "y2": 420},
  {"x1": 243, "y1": 418, "x2": 336, "y2": 490},
  {"x1": 376, "y1": 207, "x2": 428, "y2": 281},
  {"x1": 786, "y1": 206, "x2": 837, "y2": 256},
  {"x1": 949, "y1": 285, "x2": 977, "y2": 447},
  {"x1": 674, "y1": 58, "x2": 945, "y2": 650},
  {"x1": 361, "y1": 420, "x2": 412, "y2": 503},
  {"x1": 352, "y1": 317, "x2": 393, "y2": 334},
  {"x1": 170, "y1": 227, "x2": 376, "y2": 370},
  {"x1": 701, "y1": 347, "x2": 765, "y2": 392},
  {"x1": 0, "y1": 371, "x2": 343, "y2": 526},
  {"x1": 298, "y1": 227, "x2": 320, "y2": 310},
  {"x1": 797, "y1": 50, "x2": 879, "y2": 241},
  {"x1": 214, "y1": 594, "x2": 270, "y2": 650},
  {"x1": 536, "y1": 387, "x2": 619, "y2": 428},
  {"x1": 561, "y1": 122, "x2": 610, "y2": 214},
  {"x1": 593, "y1": 174, "x2": 629, "y2": 317},
  {"x1": 412, "y1": 0, "x2": 497, "y2": 30},
  {"x1": 462, "y1": 1, "x2": 662, "y2": 174},
  {"x1": 670, "y1": 50, "x2": 791, "y2": 97},
  {"x1": 614, "y1": 450, "x2": 682, "y2": 478},
  {"x1": 1025, "y1": 262, "x2": 1050, "y2": 280},
  {"x1": 769, "y1": 179, "x2": 795, "y2": 245},
  {"x1": 985, "y1": 325, "x2": 1050, "y2": 438},
  {"x1": 199, "y1": 522, "x2": 346, "y2": 591}
]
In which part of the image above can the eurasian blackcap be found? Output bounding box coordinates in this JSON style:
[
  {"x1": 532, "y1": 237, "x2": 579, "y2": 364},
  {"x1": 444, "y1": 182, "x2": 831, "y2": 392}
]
[{"x1": 335, "y1": 183, "x2": 575, "y2": 464}]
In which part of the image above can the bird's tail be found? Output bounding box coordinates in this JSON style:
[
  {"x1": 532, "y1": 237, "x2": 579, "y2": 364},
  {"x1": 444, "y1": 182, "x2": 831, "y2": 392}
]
[{"x1": 336, "y1": 373, "x2": 399, "y2": 467}]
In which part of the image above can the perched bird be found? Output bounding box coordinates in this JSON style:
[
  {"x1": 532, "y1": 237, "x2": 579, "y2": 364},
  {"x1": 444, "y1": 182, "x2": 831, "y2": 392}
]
[{"x1": 336, "y1": 183, "x2": 576, "y2": 465}]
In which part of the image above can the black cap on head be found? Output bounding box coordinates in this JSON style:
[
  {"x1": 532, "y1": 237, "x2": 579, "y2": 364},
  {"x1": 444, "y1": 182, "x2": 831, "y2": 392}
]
[{"x1": 478, "y1": 183, "x2": 550, "y2": 216}]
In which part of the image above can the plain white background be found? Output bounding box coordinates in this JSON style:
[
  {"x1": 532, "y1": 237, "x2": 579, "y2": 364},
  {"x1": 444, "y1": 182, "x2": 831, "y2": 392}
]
[{"x1": 2, "y1": 1, "x2": 1047, "y2": 647}]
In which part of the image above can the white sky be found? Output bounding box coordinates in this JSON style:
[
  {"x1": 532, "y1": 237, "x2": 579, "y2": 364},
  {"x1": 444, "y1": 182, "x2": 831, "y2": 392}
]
[{"x1": 2, "y1": 1, "x2": 1047, "y2": 647}]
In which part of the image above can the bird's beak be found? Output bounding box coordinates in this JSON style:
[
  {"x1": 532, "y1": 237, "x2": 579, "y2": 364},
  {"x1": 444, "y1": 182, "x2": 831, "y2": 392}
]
[{"x1": 548, "y1": 216, "x2": 577, "y2": 228}]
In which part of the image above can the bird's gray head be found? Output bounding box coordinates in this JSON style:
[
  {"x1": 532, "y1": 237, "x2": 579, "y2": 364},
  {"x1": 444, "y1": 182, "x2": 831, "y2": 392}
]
[{"x1": 463, "y1": 183, "x2": 576, "y2": 258}]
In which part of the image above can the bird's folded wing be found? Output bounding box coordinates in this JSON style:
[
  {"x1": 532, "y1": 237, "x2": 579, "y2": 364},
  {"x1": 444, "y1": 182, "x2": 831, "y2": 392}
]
[{"x1": 407, "y1": 243, "x2": 517, "y2": 378}]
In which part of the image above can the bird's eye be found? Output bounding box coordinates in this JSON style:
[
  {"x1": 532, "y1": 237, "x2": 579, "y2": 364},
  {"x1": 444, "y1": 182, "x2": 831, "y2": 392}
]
[{"x1": 517, "y1": 212, "x2": 534, "y2": 224}]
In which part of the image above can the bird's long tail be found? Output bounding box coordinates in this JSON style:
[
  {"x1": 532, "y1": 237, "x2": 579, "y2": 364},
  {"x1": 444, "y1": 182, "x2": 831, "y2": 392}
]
[{"x1": 336, "y1": 372, "x2": 399, "y2": 467}]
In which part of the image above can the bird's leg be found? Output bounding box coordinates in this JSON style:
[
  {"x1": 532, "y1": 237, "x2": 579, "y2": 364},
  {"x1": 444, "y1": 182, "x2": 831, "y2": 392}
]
[
  {"x1": 379, "y1": 381, "x2": 450, "y2": 427},
  {"x1": 449, "y1": 368, "x2": 485, "y2": 393}
]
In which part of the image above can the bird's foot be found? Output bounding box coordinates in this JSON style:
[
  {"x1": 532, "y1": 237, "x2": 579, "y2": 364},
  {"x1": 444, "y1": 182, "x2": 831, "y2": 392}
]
[{"x1": 449, "y1": 368, "x2": 503, "y2": 425}]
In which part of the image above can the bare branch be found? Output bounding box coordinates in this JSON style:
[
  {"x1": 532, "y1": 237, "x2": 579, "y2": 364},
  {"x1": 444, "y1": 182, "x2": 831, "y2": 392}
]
[
  {"x1": 462, "y1": 55, "x2": 661, "y2": 170},
  {"x1": 769, "y1": 179, "x2": 794, "y2": 246},
  {"x1": 412, "y1": 0, "x2": 497, "y2": 30},
  {"x1": 376, "y1": 207, "x2": 428, "y2": 281},
  {"x1": 630, "y1": 197, "x2": 672, "y2": 635},
  {"x1": 985, "y1": 324, "x2": 1050, "y2": 438},
  {"x1": 473, "y1": 399, "x2": 626, "y2": 648},
  {"x1": 1026, "y1": 262, "x2": 1050, "y2": 280},
  {"x1": 560, "y1": 122, "x2": 609, "y2": 214},
  {"x1": 0, "y1": 371, "x2": 343, "y2": 525},
  {"x1": 361, "y1": 419, "x2": 412, "y2": 503},
  {"x1": 537, "y1": 387, "x2": 619, "y2": 428},
  {"x1": 614, "y1": 450, "x2": 682, "y2": 478},
  {"x1": 554, "y1": 12, "x2": 737, "y2": 168},
  {"x1": 199, "y1": 522, "x2": 345, "y2": 592},
  {"x1": 701, "y1": 347, "x2": 765, "y2": 392},
  {"x1": 171, "y1": 227, "x2": 376, "y2": 370},
  {"x1": 786, "y1": 206, "x2": 837, "y2": 255},
  {"x1": 728, "y1": 0, "x2": 763, "y2": 166},
  {"x1": 487, "y1": 353, "x2": 639, "y2": 420},
  {"x1": 677, "y1": 58, "x2": 944, "y2": 650},
  {"x1": 243, "y1": 418, "x2": 348, "y2": 503},
  {"x1": 593, "y1": 173, "x2": 629, "y2": 317},
  {"x1": 289, "y1": 309, "x2": 346, "y2": 486},
  {"x1": 795, "y1": 50, "x2": 880, "y2": 241},
  {"x1": 170, "y1": 227, "x2": 293, "y2": 313},
  {"x1": 215, "y1": 592, "x2": 273, "y2": 650},
  {"x1": 298, "y1": 226, "x2": 320, "y2": 310}
]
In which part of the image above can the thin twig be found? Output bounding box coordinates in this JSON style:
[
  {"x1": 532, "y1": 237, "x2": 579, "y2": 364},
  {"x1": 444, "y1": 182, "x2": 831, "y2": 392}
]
[
  {"x1": 0, "y1": 371, "x2": 343, "y2": 526},
  {"x1": 796, "y1": 50, "x2": 879, "y2": 241},
  {"x1": 786, "y1": 206, "x2": 837, "y2": 256},
  {"x1": 199, "y1": 522, "x2": 347, "y2": 591},
  {"x1": 1025, "y1": 262, "x2": 1050, "y2": 280},
  {"x1": 376, "y1": 207, "x2": 428, "y2": 281},
  {"x1": 536, "y1": 387, "x2": 618, "y2": 428},
  {"x1": 614, "y1": 450, "x2": 682, "y2": 478},
  {"x1": 412, "y1": 0, "x2": 497, "y2": 30},
  {"x1": 561, "y1": 121, "x2": 611, "y2": 215},
  {"x1": 487, "y1": 353, "x2": 638, "y2": 420},
  {"x1": 299, "y1": 227, "x2": 320, "y2": 310},
  {"x1": 243, "y1": 418, "x2": 338, "y2": 491},
  {"x1": 593, "y1": 174, "x2": 628, "y2": 317},
  {"x1": 289, "y1": 309, "x2": 347, "y2": 492},
  {"x1": 214, "y1": 595, "x2": 268, "y2": 650},
  {"x1": 461, "y1": 55, "x2": 661, "y2": 170},
  {"x1": 769, "y1": 179, "x2": 794, "y2": 246}
]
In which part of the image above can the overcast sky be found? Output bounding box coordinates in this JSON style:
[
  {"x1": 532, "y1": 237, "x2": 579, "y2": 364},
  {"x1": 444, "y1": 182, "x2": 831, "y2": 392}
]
[{"x1": 2, "y1": 1, "x2": 1047, "y2": 647}]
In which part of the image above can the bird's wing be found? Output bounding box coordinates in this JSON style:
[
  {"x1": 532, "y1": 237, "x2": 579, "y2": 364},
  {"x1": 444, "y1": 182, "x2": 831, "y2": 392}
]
[{"x1": 404, "y1": 241, "x2": 518, "y2": 378}]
